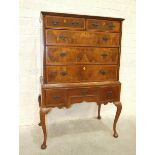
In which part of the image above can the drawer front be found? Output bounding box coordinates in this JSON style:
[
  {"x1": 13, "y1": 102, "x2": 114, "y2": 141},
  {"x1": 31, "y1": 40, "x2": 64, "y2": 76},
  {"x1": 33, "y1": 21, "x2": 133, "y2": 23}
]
[
  {"x1": 45, "y1": 89, "x2": 66, "y2": 107},
  {"x1": 99, "y1": 85, "x2": 120, "y2": 102},
  {"x1": 46, "y1": 30, "x2": 120, "y2": 47},
  {"x1": 45, "y1": 16, "x2": 85, "y2": 30},
  {"x1": 46, "y1": 65, "x2": 117, "y2": 83},
  {"x1": 68, "y1": 87, "x2": 99, "y2": 96},
  {"x1": 86, "y1": 19, "x2": 120, "y2": 32},
  {"x1": 46, "y1": 46, "x2": 118, "y2": 65},
  {"x1": 68, "y1": 87, "x2": 99, "y2": 104}
]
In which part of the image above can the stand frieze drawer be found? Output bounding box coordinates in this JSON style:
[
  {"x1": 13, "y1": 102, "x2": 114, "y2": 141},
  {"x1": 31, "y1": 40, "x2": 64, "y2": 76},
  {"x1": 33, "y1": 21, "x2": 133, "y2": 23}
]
[
  {"x1": 68, "y1": 87, "x2": 99, "y2": 96},
  {"x1": 45, "y1": 65, "x2": 118, "y2": 83},
  {"x1": 45, "y1": 89, "x2": 67, "y2": 107},
  {"x1": 43, "y1": 83, "x2": 120, "y2": 108},
  {"x1": 99, "y1": 84, "x2": 121, "y2": 102},
  {"x1": 46, "y1": 46, "x2": 119, "y2": 65},
  {"x1": 46, "y1": 30, "x2": 120, "y2": 47}
]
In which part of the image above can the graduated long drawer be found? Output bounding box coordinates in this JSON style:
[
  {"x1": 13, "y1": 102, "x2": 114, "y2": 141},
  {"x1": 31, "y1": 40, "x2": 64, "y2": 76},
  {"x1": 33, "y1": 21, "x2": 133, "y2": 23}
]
[
  {"x1": 45, "y1": 65, "x2": 118, "y2": 83},
  {"x1": 46, "y1": 46, "x2": 119, "y2": 65},
  {"x1": 46, "y1": 30, "x2": 120, "y2": 47}
]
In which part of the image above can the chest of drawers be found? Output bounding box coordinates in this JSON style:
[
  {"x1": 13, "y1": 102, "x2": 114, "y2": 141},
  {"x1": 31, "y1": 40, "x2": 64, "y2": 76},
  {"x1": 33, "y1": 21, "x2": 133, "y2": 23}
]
[{"x1": 38, "y1": 12, "x2": 124, "y2": 149}]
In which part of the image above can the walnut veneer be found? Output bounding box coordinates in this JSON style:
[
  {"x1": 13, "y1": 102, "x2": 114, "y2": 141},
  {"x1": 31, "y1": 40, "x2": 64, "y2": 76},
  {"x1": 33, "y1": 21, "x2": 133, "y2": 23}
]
[{"x1": 39, "y1": 11, "x2": 124, "y2": 149}]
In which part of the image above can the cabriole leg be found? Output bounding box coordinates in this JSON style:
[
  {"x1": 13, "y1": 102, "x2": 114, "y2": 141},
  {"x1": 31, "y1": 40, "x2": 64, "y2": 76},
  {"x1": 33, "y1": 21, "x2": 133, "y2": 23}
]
[
  {"x1": 38, "y1": 94, "x2": 42, "y2": 126},
  {"x1": 40, "y1": 108, "x2": 47, "y2": 149},
  {"x1": 38, "y1": 110, "x2": 42, "y2": 126},
  {"x1": 113, "y1": 101, "x2": 122, "y2": 138},
  {"x1": 97, "y1": 104, "x2": 101, "y2": 119}
]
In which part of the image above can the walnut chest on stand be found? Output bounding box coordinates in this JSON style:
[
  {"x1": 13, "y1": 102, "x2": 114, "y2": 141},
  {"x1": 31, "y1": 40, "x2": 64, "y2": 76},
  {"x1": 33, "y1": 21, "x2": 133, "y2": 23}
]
[{"x1": 38, "y1": 11, "x2": 124, "y2": 149}]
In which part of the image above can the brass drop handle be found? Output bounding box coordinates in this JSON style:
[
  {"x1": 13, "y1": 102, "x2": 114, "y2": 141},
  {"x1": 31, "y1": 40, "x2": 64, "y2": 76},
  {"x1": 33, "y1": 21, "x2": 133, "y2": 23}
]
[
  {"x1": 53, "y1": 96, "x2": 61, "y2": 100},
  {"x1": 107, "y1": 22, "x2": 115, "y2": 29},
  {"x1": 71, "y1": 21, "x2": 80, "y2": 25},
  {"x1": 101, "y1": 53, "x2": 108, "y2": 57},
  {"x1": 60, "y1": 71, "x2": 67, "y2": 76},
  {"x1": 107, "y1": 90, "x2": 113, "y2": 97},
  {"x1": 108, "y1": 25, "x2": 115, "y2": 28},
  {"x1": 100, "y1": 70, "x2": 106, "y2": 75},
  {"x1": 102, "y1": 37, "x2": 108, "y2": 41},
  {"x1": 60, "y1": 52, "x2": 67, "y2": 57},
  {"x1": 92, "y1": 22, "x2": 99, "y2": 27},
  {"x1": 51, "y1": 20, "x2": 60, "y2": 25},
  {"x1": 59, "y1": 34, "x2": 67, "y2": 40}
]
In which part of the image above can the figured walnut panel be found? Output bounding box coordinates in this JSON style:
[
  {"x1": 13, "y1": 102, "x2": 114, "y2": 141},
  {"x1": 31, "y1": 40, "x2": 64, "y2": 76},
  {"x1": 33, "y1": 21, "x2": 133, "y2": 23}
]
[
  {"x1": 67, "y1": 87, "x2": 100, "y2": 105},
  {"x1": 45, "y1": 89, "x2": 67, "y2": 107},
  {"x1": 46, "y1": 30, "x2": 120, "y2": 47},
  {"x1": 46, "y1": 46, "x2": 119, "y2": 65},
  {"x1": 45, "y1": 15, "x2": 85, "y2": 30},
  {"x1": 45, "y1": 65, "x2": 118, "y2": 83},
  {"x1": 86, "y1": 19, "x2": 120, "y2": 32},
  {"x1": 99, "y1": 84, "x2": 121, "y2": 102},
  {"x1": 68, "y1": 87, "x2": 99, "y2": 96}
]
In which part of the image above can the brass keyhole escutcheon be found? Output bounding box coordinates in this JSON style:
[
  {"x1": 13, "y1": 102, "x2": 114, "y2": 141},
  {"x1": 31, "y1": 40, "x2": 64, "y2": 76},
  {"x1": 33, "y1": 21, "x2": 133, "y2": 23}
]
[
  {"x1": 64, "y1": 19, "x2": 67, "y2": 23},
  {"x1": 83, "y1": 66, "x2": 86, "y2": 70}
]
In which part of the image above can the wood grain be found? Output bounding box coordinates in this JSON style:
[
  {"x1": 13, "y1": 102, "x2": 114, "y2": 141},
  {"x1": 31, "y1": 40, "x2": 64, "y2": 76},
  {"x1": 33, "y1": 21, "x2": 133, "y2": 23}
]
[
  {"x1": 86, "y1": 19, "x2": 121, "y2": 32},
  {"x1": 46, "y1": 30, "x2": 120, "y2": 47},
  {"x1": 45, "y1": 65, "x2": 118, "y2": 83},
  {"x1": 46, "y1": 46, "x2": 119, "y2": 65},
  {"x1": 45, "y1": 15, "x2": 85, "y2": 30},
  {"x1": 39, "y1": 11, "x2": 124, "y2": 149}
]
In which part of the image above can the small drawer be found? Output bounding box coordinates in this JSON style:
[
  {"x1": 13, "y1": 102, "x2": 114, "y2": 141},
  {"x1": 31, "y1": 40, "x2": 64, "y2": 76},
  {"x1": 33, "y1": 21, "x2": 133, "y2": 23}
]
[
  {"x1": 45, "y1": 89, "x2": 67, "y2": 107},
  {"x1": 45, "y1": 15, "x2": 85, "y2": 30},
  {"x1": 99, "y1": 85, "x2": 120, "y2": 102},
  {"x1": 68, "y1": 87, "x2": 99, "y2": 96},
  {"x1": 86, "y1": 19, "x2": 121, "y2": 32}
]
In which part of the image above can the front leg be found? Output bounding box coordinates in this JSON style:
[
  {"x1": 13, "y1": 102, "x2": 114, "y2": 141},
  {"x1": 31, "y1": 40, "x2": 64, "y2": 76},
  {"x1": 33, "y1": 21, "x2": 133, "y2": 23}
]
[
  {"x1": 97, "y1": 104, "x2": 101, "y2": 119},
  {"x1": 38, "y1": 95, "x2": 42, "y2": 126},
  {"x1": 38, "y1": 94, "x2": 51, "y2": 126},
  {"x1": 113, "y1": 101, "x2": 122, "y2": 138},
  {"x1": 40, "y1": 107, "x2": 51, "y2": 149},
  {"x1": 40, "y1": 108, "x2": 47, "y2": 149}
]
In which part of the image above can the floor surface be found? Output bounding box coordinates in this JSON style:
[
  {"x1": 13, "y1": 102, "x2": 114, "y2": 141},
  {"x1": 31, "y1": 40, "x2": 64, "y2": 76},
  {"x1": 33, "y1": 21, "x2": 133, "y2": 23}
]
[{"x1": 19, "y1": 116, "x2": 135, "y2": 155}]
